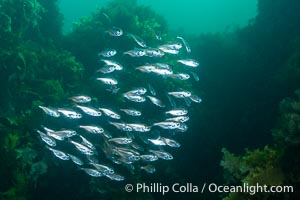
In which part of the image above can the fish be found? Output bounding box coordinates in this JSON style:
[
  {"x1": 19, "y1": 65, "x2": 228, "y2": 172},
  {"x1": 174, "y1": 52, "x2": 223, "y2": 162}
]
[
  {"x1": 89, "y1": 163, "x2": 114, "y2": 175},
  {"x1": 169, "y1": 73, "x2": 190, "y2": 80},
  {"x1": 124, "y1": 88, "x2": 147, "y2": 96},
  {"x1": 38, "y1": 106, "x2": 60, "y2": 117},
  {"x1": 120, "y1": 108, "x2": 142, "y2": 116},
  {"x1": 100, "y1": 59, "x2": 123, "y2": 70},
  {"x1": 140, "y1": 154, "x2": 158, "y2": 162},
  {"x1": 70, "y1": 140, "x2": 94, "y2": 155},
  {"x1": 109, "y1": 122, "x2": 133, "y2": 132},
  {"x1": 141, "y1": 164, "x2": 156, "y2": 173},
  {"x1": 146, "y1": 95, "x2": 165, "y2": 107},
  {"x1": 148, "y1": 137, "x2": 166, "y2": 146},
  {"x1": 109, "y1": 137, "x2": 132, "y2": 144},
  {"x1": 79, "y1": 135, "x2": 96, "y2": 150},
  {"x1": 123, "y1": 94, "x2": 146, "y2": 103},
  {"x1": 79, "y1": 125, "x2": 104, "y2": 134},
  {"x1": 97, "y1": 65, "x2": 116, "y2": 74},
  {"x1": 70, "y1": 95, "x2": 92, "y2": 103},
  {"x1": 148, "y1": 84, "x2": 156, "y2": 96},
  {"x1": 145, "y1": 48, "x2": 164, "y2": 57},
  {"x1": 127, "y1": 123, "x2": 151, "y2": 132},
  {"x1": 177, "y1": 58, "x2": 199, "y2": 67},
  {"x1": 76, "y1": 105, "x2": 102, "y2": 116},
  {"x1": 81, "y1": 168, "x2": 103, "y2": 177},
  {"x1": 168, "y1": 91, "x2": 192, "y2": 98},
  {"x1": 161, "y1": 137, "x2": 181, "y2": 148},
  {"x1": 149, "y1": 150, "x2": 173, "y2": 160},
  {"x1": 46, "y1": 146, "x2": 70, "y2": 160},
  {"x1": 105, "y1": 173, "x2": 125, "y2": 181},
  {"x1": 57, "y1": 109, "x2": 82, "y2": 119},
  {"x1": 152, "y1": 121, "x2": 181, "y2": 130},
  {"x1": 190, "y1": 71, "x2": 199, "y2": 81},
  {"x1": 189, "y1": 94, "x2": 202, "y2": 103},
  {"x1": 37, "y1": 130, "x2": 56, "y2": 147},
  {"x1": 106, "y1": 27, "x2": 123, "y2": 37},
  {"x1": 96, "y1": 77, "x2": 118, "y2": 85},
  {"x1": 123, "y1": 48, "x2": 146, "y2": 57},
  {"x1": 176, "y1": 36, "x2": 191, "y2": 53},
  {"x1": 47, "y1": 129, "x2": 77, "y2": 141},
  {"x1": 165, "y1": 108, "x2": 188, "y2": 116},
  {"x1": 166, "y1": 116, "x2": 189, "y2": 123},
  {"x1": 127, "y1": 33, "x2": 147, "y2": 48},
  {"x1": 98, "y1": 108, "x2": 120, "y2": 119},
  {"x1": 68, "y1": 153, "x2": 84, "y2": 165},
  {"x1": 98, "y1": 48, "x2": 117, "y2": 57},
  {"x1": 106, "y1": 85, "x2": 120, "y2": 94}
]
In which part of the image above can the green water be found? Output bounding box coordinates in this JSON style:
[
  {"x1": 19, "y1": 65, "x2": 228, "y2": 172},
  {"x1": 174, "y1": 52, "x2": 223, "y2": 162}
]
[{"x1": 59, "y1": 0, "x2": 257, "y2": 34}]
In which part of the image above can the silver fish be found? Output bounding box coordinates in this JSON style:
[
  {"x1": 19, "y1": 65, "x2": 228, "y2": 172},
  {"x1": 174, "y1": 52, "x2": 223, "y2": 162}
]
[
  {"x1": 57, "y1": 109, "x2": 82, "y2": 119},
  {"x1": 79, "y1": 135, "x2": 96, "y2": 150},
  {"x1": 176, "y1": 36, "x2": 191, "y2": 53},
  {"x1": 136, "y1": 65, "x2": 156, "y2": 73},
  {"x1": 148, "y1": 137, "x2": 166, "y2": 146},
  {"x1": 124, "y1": 48, "x2": 146, "y2": 57},
  {"x1": 145, "y1": 48, "x2": 164, "y2": 57},
  {"x1": 109, "y1": 122, "x2": 133, "y2": 132},
  {"x1": 96, "y1": 77, "x2": 118, "y2": 85},
  {"x1": 109, "y1": 137, "x2": 132, "y2": 144},
  {"x1": 81, "y1": 168, "x2": 103, "y2": 177},
  {"x1": 149, "y1": 150, "x2": 173, "y2": 160},
  {"x1": 153, "y1": 121, "x2": 181, "y2": 129},
  {"x1": 76, "y1": 105, "x2": 102, "y2": 116},
  {"x1": 166, "y1": 109, "x2": 188, "y2": 116},
  {"x1": 106, "y1": 27, "x2": 123, "y2": 37},
  {"x1": 168, "y1": 91, "x2": 191, "y2": 98},
  {"x1": 100, "y1": 59, "x2": 123, "y2": 70},
  {"x1": 37, "y1": 130, "x2": 56, "y2": 147},
  {"x1": 98, "y1": 108, "x2": 120, "y2": 119},
  {"x1": 140, "y1": 154, "x2": 158, "y2": 162},
  {"x1": 123, "y1": 94, "x2": 146, "y2": 103},
  {"x1": 68, "y1": 153, "x2": 84, "y2": 165},
  {"x1": 127, "y1": 123, "x2": 151, "y2": 132},
  {"x1": 97, "y1": 65, "x2": 116, "y2": 74},
  {"x1": 166, "y1": 116, "x2": 189, "y2": 123},
  {"x1": 90, "y1": 163, "x2": 114, "y2": 175},
  {"x1": 141, "y1": 164, "x2": 156, "y2": 173},
  {"x1": 38, "y1": 106, "x2": 60, "y2": 117},
  {"x1": 48, "y1": 130, "x2": 77, "y2": 141},
  {"x1": 70, "y1": 140, "x2": 94, "y2": 155},
  {"x1": 177, "y1": 58, "x2": 199, "y2": 67},
  {"x1": 161, "y1": 137, "x2": 181, "y2": 148},
  {"x1": 127, "y1": 33, "x2": 147, "y2": 48},
  {"x1": 146, "y1": 95, "x2": 165, "y2": 107},
  {"x1": 46, "y1": 146, "x2": 70, "y2": 160},
  {"x1": 189, "y1": 94, "x2": 202, "y2": 103},
  {"x1": 70, "y1": 95, "x2": 91, "y2": 103},
  {"x1": 120, "y1": 108, "x2": 142, "y2": 116},
  {"x1": 169, "y1": 73, "x2": 190, "y2": 80},
  {"x1": 98, "y1": 48, "x2": 117, "y2": 57},
  {"x1": 79, "y1": 125, "x2": 104, "y2": 134},
  {"x1": 105, "y1": 173, "x2": 125, "y2": 181},
  {"x1": 124, "y1": 87, "x2": 147, "y2": 96}
]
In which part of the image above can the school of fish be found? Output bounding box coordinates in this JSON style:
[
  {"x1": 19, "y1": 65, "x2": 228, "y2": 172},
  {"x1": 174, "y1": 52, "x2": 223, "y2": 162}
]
[{"x1": 36, "y1": 25, "x2": 202, "y2": 181}]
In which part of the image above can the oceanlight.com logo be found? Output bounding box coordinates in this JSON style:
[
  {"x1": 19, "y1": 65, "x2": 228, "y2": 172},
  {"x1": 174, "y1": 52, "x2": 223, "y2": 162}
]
[{"x1": 124, "y1": 182, "x2": 294, "y2": 195}]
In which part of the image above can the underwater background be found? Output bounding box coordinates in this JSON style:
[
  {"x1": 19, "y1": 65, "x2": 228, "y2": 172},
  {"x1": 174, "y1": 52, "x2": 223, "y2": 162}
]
[{"x1": 0, "y1": 0, "x2": 300, "y2": 199}]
